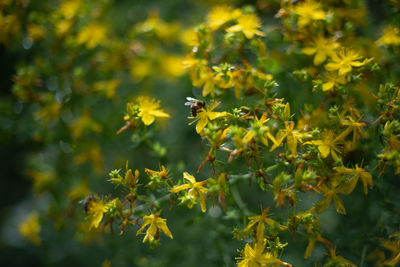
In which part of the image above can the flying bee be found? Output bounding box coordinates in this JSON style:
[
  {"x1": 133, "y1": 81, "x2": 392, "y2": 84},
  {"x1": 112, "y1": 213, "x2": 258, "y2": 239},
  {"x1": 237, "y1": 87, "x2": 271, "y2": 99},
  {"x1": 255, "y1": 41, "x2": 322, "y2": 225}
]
[
  {"x1": 185, "y1": 97, "x2": 206, "y2": 117},
  {"x1": 80, "y1": 194, "x2": 96, "y2": 214}
]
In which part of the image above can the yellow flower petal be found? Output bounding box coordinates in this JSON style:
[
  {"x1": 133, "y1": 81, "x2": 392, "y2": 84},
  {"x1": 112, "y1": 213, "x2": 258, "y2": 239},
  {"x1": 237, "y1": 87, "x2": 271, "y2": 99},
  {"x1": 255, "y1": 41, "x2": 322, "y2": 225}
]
[
  {"x1": 323, "y1": 81, "x2": 334, "y2": 91},
  {"x1": 196, "y1": 117, "x2": 208, "y2": 133},
  {"x1": 318, "y1": 145, "x2": 330, "y2": 158},
  {"x1": 314, "y1": 51, "x2": 326, "y2": 65},
  {"x1": 141, "y1": 113, "x2": 155, "y2": 125}
]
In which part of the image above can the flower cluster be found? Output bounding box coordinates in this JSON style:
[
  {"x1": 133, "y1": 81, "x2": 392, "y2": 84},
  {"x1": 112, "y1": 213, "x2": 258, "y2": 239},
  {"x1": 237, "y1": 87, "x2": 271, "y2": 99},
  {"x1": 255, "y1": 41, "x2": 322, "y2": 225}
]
[{"x1": 6, "y1": 0, "x2": 400, "y2": 266}]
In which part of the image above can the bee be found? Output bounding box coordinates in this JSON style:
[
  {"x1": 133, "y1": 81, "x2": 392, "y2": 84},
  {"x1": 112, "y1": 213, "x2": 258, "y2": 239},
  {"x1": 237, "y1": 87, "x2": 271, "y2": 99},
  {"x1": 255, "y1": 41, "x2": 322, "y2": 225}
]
[
  {"x1": 80, "y1": 194, "x2": 96, "y2": 214},
  {"x1": 185, "y1": 97, "x2": 206, "y2": 117}
]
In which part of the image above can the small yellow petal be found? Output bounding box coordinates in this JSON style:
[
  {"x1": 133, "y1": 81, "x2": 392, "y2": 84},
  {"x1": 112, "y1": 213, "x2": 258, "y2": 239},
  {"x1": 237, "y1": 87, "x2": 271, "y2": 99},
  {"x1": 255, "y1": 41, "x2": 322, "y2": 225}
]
[
  {"x1": 142, "y1": 113, "x2": 155, "y2": 125},
  {"x1": 196, "y1": 117, "x2": 208, "y2": 133},
  {"x1": 302, "y1": 47, "x2": 317, "y2": 55},
  {"x1": 318, "y1": 145, "x2": 330, "y2": 158},
  {"x1": 314, "y1": 51, "x2": 326, "y2": 65}
]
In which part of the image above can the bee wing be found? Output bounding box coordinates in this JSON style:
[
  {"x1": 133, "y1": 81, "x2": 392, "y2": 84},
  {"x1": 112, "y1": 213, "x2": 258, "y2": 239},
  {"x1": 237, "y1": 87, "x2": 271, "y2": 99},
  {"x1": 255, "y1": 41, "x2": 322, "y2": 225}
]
[{"x1": 185, "y1": 97, "x2": 196, "y2": 106}]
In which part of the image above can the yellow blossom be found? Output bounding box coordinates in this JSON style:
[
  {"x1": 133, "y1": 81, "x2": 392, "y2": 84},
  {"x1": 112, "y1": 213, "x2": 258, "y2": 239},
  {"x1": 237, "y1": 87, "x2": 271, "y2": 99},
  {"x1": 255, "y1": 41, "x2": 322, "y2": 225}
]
[
  {"x1": 334, "y1": 164, "x2": 373, "y2": 194},
  {"x1": 381, "y1": 239, "x2": 400, "y2": 266},
  {"x1": 19, "y1": 211, "x2": 41, "y2": 245},
  {"x1": 226, "y1": 13, "x2": 265, "y2": 39},
  {"x1": 136, "y1": 96, "x2": 170, "y2": 126},
  {"x1": 68, "y1": 179, "x2": 90, "y2": 201},
  {"x1": 34, "y1": 101, "x2": 61, "y2": 128},
  {"x1": 77, "y1": 23, "x2": 108, "y2": 49},
  {"x1": 28, "y1": 170, "x2": 55, "y2": 195},
  {"x1": 145, "y1": 165, "x2": 168, "y2": 181},
  {"x1": 322, "y1": 71, "x2": 347, "y2": 91},
  {"x1": 27, "y1": 23, "x2": 46, "y2": 41},
  {"x1": 86, "y1": 198, "x2": 107, "y2": 229},
  {"x1": 325, "y1": 48, "x2": 366, "y2": 76},
  {"x1": 161, "y1": 55, "x2": 185, "y2": 77},
  {"x1": 136, "y1": 11, "x2": 180, "y2": 40},
  {"x1": 170, "y1": 172, "x2": 208, "y2": 212},
  {"x1": 376, "y1": 25, "x2": 400, "y2": 46},
  {"x1": 242, "y1": 113, "x2": 277, "y2": 148},
  {"x1": 182, "y1": 57, "x2": 208, "y2": 87},
  {"x1": 293, "y1": 0, "x2": 326, "y2": 28},
  {"x1": 301, "y1": 36, "x2": 339, "y2": 65},
  {"x1": 236, "y1": 241, "x2": 292, "y2": 267},
  {"x1": 55, "y1": 20, "x2": 73, "y2": 36},
  {"x1": 130, "y1": 59, "x2": 152, "y2": 81},
  {"x1": 136, "y1": 213, "x2": 173, "y2": 243},
  {"x1": 309, "y1": 130, "x2": 341, "y2": 159},
  {"x1": 93, "y1": 79, "x2": 120, "y2": 99},
  {"x1": 336, "y1": 116, "x2": 366, "y2": 144},
  {"x1": 74, "y1": 144, "x2": 104, "y2": 174},
  {"x1": 70, "y1": 109, "x2": 102, "y2": 139},
  {"x1": 243, "y1": 208, "x2": 278, "y2": 243},
  {"x1": 58, "y1": 0, "x2": 81, "y2": 19},
  {"x1": 189, "y1": 101, "x2": 228, "y2": 134},
  {"x1": 0, "y1": 14, "x2": 20, "y2": 44},
  {"x1": 180, "y1": 28, "x2": 199, "y2": 47},
  {"x1": 270, "y1": 121, "x2": 302, "y2": 158},
  {"x1": 315, "y1": 179, "x2": 348, "y2": 214},
  {"x1": 200, "y1": 68, "x2": 217, "y2": 97},
  {"x1": 206, "y1": 5, "x2": 241, "y2": 30}
]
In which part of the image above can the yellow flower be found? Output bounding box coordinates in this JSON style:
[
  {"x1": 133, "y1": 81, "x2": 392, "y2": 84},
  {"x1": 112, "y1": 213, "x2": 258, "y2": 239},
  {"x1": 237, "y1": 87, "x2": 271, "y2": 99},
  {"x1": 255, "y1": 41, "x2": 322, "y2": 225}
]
[
  {"x1": 34, "y1": 101, "x2": 61, "y2": 128},
  {"x1": 170, "y1": 172, "x2": 208, "y2": 212},
  {"x1": 212, "y1": 65, "x2": 234, "y2": 89},
  {"x1": 136, "y1": 213, "x2": 173, "y2": 243},
  {"x1": 336, "y1": 116, "x2": 366, "y2": 144},
  {"x1": 27, "y1": 23, "x2": 46, "y2": 41},
  {"x1": 236, "y1": 243, "x2": 273, "y2": 267},
  {"x1": 180, "y1": 28, "x2": 199, "y2": 47},
  {"x1": 243, "y1": 208, "x2": 277, "y2": 243},
  {"x1": 309, "y1": 130, "x2": 341, "y2": 159},
  {"x1": 136, "y1": 96, "x2": 170, "y2": 126},
  {"x1": 334, "y1": 164, "x2": 373, "y2": 194},
  {"x1": 242, "y1": 113, "x2": 277, "y2": 148},
  {"x1": 189, "y1": 101, "x2": 227, "y2": 134},
  {"x1": 376, "y1": 25, "x2": 400, "y2": 46},
  {"x1": 182, "y1": 57, "x2": 208, "y2": 87},
  {"x1": 325, "y1": 48, "x2": 366, "y2": 76},
  {"x1": 322, "y1": 71, "x2": 347, "y2": 91},
  {"x1": 161, "y1": 54, "x2": 185, "y2": 78},
  {"x1": 28, "y1": 170, "x2": 55, "y2": 195},
  {"x1": 74, "y1": 144, "x2": 104, "y2": 174},
  {"x1": 226, "y1": 13, "x2": 265, "y2": 39},
  {"x1": 145, "y1": 165, "x2": 168, "y2": 180},
  {"x1": 87, "y1": 199, "x2": 107, "y2": 229},
  {"x1": 236, "y1": 241, "x2": 291, "y2": 267},
  {"x1": 55, "y1": 20, "x2": 73, "y2": 36},
  {"x1": 19, "y1": 211, "x2": 41, "y2": 245},
  {"x1": 200, "y1": 68, "x2": 217, "y2": 97},
  {"x1": 68, "y1": 179, "x2": 90, "y2": 201},
  {"x1": 58, "y1": 0, "x2": 82, "y2": 19},
  {"x1": 381, "y1": 239, "x2": 400, "y2": 266},
  {"x1": 301, "y1": 36, "x2": 339, "y2": 65},
  {"x1": 93, "y1": 79, "x2": 120, "y2": 99},
  {"x1": 136, "y1": 11, "x2": 180, "y2": 40},
  {"x1": 206, "y1": 5, "x2": 241, "y2": 30},
  {"x1": 270, "y1": 121, "x2": 302, "y2": 158},
  {"x1": 293, "y1": 0, "x2": 326, "y2": 28},
  {"x1": 70, "y1": 109, "x2": 102, "y2": 139},
  {"x1": 76, "y1": 23, "x2": 108, "y2": 49}
]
